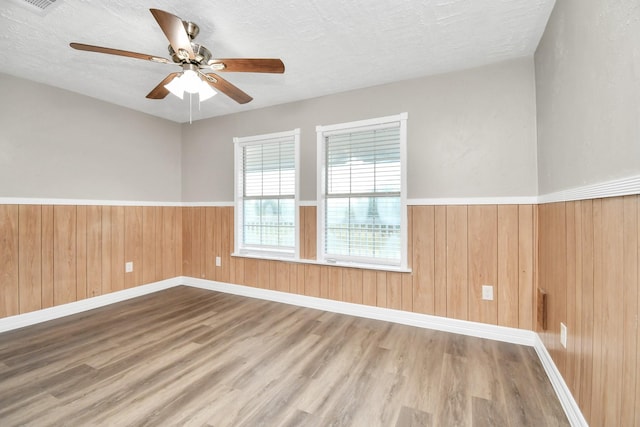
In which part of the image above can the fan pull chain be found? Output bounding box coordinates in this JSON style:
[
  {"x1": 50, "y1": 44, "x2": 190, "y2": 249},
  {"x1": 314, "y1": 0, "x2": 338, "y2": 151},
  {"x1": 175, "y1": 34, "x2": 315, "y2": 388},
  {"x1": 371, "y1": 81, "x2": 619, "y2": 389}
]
[{"x1": 189, "y1": 92, "x2": 193, "y2": 124}]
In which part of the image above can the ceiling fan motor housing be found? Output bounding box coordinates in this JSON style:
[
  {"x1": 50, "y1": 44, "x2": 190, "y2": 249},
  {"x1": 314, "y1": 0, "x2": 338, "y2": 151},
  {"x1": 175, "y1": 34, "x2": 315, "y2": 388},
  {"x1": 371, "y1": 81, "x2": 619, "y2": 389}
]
[
  {"x1": 168, "y1": 42, "x2": 211, "y2": 65},
  {"x1": 167, "y1": 20, "x2": 206, "y2": 63},
  {"x1": 183, "y1": 21, "x2": 200, "y2": 40}
]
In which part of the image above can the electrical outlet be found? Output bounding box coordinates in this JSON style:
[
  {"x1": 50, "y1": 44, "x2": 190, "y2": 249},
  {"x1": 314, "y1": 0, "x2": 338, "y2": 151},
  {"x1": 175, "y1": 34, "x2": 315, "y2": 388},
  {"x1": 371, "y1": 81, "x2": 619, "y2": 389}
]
[
  {"x1": 481, "y1": 285, "x2": 494, "y2": 301},
  {"x1": 215, "y1": 256, "x2": 221, "y2": 267},
  {"x1": 560, "y1": 322, "x2": 567, "y2": 348},
  {"x1": 125, "y1": 261, "x2": 133, "y2": 273}
]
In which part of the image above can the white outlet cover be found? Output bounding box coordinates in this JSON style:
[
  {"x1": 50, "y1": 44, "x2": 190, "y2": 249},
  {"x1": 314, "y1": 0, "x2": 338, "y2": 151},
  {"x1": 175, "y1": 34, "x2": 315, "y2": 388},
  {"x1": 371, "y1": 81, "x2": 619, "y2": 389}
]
[
  {"x1": 481, "y1": 285, "x2": 494, "y2": 301},
  {"x1": 560, "y1": 322, "x2": 567, "y2": 348},
  {"x1": 125, "y1": 261, "x2": 133, "y2": 273},
  {"x1": 215, "y1": 256, "x2": 221, "y2": 267}
]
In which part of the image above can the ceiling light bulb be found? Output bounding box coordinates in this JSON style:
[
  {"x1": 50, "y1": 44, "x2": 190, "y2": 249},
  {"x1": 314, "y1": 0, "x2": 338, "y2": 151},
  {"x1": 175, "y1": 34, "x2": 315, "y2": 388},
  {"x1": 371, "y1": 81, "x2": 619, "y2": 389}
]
[
  {"x1": 164, "y1": 76, "x2": 184, "y2": 99},
  {"x1": 182, "y1": 69, "x2": 202, "y2": 94},
  {"x1": 199, "y1": 80, "x2": 217, "y2": 101}
]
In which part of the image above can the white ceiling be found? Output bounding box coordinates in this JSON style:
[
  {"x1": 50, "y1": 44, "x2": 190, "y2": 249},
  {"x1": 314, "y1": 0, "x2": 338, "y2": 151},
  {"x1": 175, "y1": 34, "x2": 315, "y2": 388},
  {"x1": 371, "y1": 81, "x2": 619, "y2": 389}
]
[{"x1": 1, "y1": 0, "x2": 555, "y2": 123}]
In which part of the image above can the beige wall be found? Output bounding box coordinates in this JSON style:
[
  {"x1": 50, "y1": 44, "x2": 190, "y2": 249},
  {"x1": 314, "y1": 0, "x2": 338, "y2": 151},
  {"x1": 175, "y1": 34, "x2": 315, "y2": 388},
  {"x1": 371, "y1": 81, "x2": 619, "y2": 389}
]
[
  {"x1": 0, "y1": 73, "x2": 182, "y2": 201},
  {"x1": 2, "y1": 57, "x2": 538, "y2": 203},
  {"x1": 182, "y1": 57, "x2": 538, "y2": 202},
  {"x1": 535, "y1": 0, "x2": 640, "y2": 194}
]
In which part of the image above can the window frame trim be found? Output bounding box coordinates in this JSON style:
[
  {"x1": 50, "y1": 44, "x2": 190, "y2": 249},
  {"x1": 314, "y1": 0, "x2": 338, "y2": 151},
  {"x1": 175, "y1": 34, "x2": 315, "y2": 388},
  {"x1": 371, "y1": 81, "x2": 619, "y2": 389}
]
[
  {"x1": 233, "y1": 128, "x2": 301, "y2": 259},
  {"x1": 316, "y1": 112, "x2": 408, "y2": 269}
]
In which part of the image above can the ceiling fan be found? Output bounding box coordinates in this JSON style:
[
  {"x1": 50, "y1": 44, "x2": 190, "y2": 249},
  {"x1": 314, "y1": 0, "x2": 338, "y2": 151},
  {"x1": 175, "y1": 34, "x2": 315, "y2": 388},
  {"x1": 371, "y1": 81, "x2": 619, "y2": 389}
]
[{"x1": 70, "y1": 8, "x2": 285, "y2": 104}]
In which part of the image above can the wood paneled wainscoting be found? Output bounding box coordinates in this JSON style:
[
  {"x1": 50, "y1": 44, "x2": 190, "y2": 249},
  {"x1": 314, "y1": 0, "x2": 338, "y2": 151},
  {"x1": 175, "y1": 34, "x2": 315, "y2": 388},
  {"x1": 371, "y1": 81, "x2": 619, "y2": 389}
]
[
  {"x1": 1, "y1": 203, "x2": 536, "y2": 330},
  {"x1": 182, "y1": 204, "x2": 537, "y2": 330},
  {"x1": 4, "y1": 198, "x2": 639, "y2": 425},
  {"x1": 0, "y1": 205, "x2": 182, "y2": 318},
  {"x1": 538, "y1": 195, "x2": 640, "y2": 427}
]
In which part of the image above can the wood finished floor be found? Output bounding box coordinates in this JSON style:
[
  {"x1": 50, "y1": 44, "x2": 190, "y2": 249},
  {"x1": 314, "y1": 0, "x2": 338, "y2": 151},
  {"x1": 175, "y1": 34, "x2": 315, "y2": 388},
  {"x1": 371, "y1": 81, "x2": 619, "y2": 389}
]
[{"x1": 0, "y1": 286, "x2": 568, "y2": 426}]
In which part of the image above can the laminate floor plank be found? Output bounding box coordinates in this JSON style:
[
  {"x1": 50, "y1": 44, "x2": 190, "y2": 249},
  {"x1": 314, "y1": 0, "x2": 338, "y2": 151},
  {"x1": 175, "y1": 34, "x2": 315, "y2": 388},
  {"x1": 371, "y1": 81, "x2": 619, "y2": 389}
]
[
  {"x1": 434, "y1": 353, "x2": 471, "y2": 426},
  {"x1": 467, "y1": 337, "x2": 506, "y2": 407},
  {"x1": 351, "y1": 371, "x2": 407, "y2": 426},
  {"x1": 471, "y1": 396, "x2": 508, "y2": 427},
  {"x1": 522, "y1": 345, "x2": 570, "y2": 423},
  {"x1": 399, "y1": 331, "x2": 447, "y2": 415},
  {"x1": 0, "y1": 286, "x2": 569, "y2": 426},
  {"x1": 498, "y1": 357, "x2": 548, "y2": 426},
  {"x1": 395, "y1": 405, "x2": 433, "y2": 427},
  {"x1": 60, "y1": 343, "x2": 207, "y2": 426}
]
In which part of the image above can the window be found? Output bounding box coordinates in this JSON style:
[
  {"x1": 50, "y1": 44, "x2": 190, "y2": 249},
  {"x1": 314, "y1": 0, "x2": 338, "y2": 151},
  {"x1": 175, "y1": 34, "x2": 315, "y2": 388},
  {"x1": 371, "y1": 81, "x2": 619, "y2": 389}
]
[
  {"x1": 234, "y1": 129, "x2": 300, "y2": 258},
  {"x1": 317, "y1": 113, "x2": 407, "y2": 268}
]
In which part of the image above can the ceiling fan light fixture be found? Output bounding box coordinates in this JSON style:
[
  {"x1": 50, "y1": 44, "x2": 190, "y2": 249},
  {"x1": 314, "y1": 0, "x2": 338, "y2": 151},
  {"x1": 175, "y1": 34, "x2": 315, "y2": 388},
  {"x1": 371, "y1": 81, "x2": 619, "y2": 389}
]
[
  {"x1": 181, "y1": 69, "x2": 202, "y2": 94},
  {"x1": 198, "y1": 80, "x2": 217, "y2": 101},
  {"x1": 164, "y1": 70, "x2": 217, "y2": 102},
  {"x1": 164, "y1": 76, "x2": 184, "y2": 99}
]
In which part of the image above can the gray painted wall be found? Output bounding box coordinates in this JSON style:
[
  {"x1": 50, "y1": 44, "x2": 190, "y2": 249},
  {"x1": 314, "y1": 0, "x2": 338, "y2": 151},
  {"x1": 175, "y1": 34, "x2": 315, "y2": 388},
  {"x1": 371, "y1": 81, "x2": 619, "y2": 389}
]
[
  {"x1": 1, "y1": 57, "x2": 538, "y2": 203},
  {"x1": 535, "y1": 0, "x2": 640, "y2": 194},
  {"x1": 182, "y1": 57, "x2": 538, "y2": 202},
  {"x1": 0, "y1": 73, "x2": 182, "y2": 201}
]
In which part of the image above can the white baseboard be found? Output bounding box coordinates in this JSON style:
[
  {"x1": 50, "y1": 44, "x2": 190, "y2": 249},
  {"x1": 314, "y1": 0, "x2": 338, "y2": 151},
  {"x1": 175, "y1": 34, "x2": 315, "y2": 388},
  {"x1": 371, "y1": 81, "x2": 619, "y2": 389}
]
[
  {"x1": 533, "y1": 335, "x2": 588, "y2": 427},
  {"x1": 0, "y1": 275, "x2": 586, "y2": 426},
  {"x1": 0, "y1": 277, "x2": 181, "y2": 333}
]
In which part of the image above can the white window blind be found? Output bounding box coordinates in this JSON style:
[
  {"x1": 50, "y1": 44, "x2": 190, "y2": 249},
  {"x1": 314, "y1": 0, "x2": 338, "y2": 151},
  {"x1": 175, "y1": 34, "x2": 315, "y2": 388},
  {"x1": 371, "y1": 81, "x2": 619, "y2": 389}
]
[
  {"x1": 317, "y1": 113, "x2": 407, "y2": 268},
  {"x1": 234, "y1": 129, "x2": 299, "y2": 257}
]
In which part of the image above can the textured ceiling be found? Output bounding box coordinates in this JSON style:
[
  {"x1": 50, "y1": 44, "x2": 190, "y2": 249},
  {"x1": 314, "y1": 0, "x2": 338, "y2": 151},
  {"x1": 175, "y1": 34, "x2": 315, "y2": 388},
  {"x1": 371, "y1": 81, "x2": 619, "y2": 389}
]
[{"x1": 1, "y1": 0, "x2": 555, "y2": 123}]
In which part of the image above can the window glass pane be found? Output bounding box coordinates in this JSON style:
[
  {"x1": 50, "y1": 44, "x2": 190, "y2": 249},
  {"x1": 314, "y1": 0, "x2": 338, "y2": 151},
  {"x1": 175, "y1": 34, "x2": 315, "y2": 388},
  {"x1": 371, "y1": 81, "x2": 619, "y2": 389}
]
[
  {"x1": 322, "y1": 119, "x2": 403, "y2": 264},
  {"x1": 325, "y1": 196, "x2": 400, "y2": 260},
  {"x1": 279, "y1": 169, "x2": 295, "y2": 195},
  {"x1": 278, "y1": 198, "x2": 295, "y2": 248},
  {"x1": 243, "y1": 141, "x2": 295, "y2": 197},
  {"x1": 243, "y1": 199, "x2": 262, "y2": 246},
  {"x1": 278, "y1": 199, "x2": 295, "y2": 226},
  {"x1": 325, "y1": 197, "x2": 349, "y2": 256},
  {"x1": 260, "y1": 199, "x2": 280, "y2": 246},
  {"x1": 326, "y1": 127, "x2": 400, "y2": 196},
  {"x1": 236, "y1": 130, "x2": 297, "y2": 255},
  {"x1": 242, "y1": 198, "x2": 295, "y2": 249}
]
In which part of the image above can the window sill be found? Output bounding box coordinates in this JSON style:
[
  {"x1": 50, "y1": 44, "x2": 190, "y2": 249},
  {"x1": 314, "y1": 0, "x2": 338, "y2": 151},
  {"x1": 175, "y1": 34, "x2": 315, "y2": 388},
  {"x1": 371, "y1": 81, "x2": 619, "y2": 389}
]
[{"x1": 231, "y1": 252, "x2": 412, "y2": 274}]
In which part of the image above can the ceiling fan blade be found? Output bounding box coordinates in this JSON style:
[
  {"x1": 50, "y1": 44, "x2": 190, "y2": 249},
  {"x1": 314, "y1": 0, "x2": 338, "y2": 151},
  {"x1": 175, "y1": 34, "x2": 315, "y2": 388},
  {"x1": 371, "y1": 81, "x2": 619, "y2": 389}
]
[
  {"x1": 70, "y1": 43, "x2": 171, "y2": 64},
  {"x1": 146, "y1": 73, "x2": 181, "y2": 99},
  {"x1": 150, "y1": 9, "x2": 195, "y2": 61},
  {"x1": 203, "y1": 73, "x2": 253, "y2": 104},
  {"x1": 209, "y1": 58, "x2": 285, "y2": 73}
]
